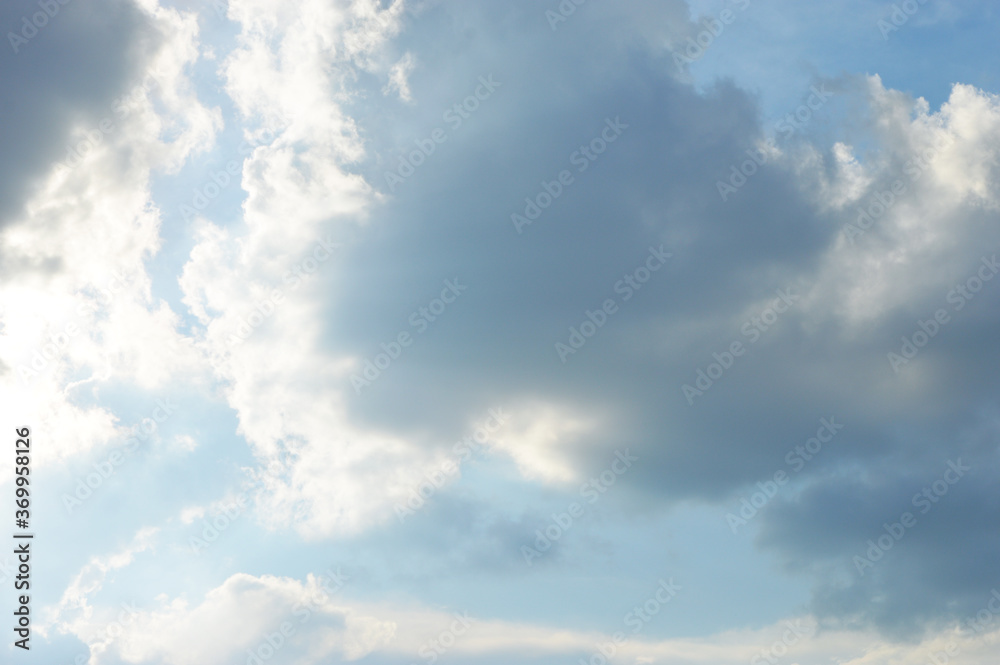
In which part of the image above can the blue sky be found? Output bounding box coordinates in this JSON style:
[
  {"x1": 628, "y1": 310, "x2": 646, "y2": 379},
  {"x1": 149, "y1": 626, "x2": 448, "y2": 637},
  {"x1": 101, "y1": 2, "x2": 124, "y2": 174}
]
[{"x1": 2, "y1": 1, "x2": 1000, "y2": 664}]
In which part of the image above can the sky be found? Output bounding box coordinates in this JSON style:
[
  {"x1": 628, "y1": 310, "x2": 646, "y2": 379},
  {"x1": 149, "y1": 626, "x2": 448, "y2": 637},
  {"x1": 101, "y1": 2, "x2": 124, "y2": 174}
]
[{"x1": 1, "y1": 0, "x2": 1000, "y2": 664}]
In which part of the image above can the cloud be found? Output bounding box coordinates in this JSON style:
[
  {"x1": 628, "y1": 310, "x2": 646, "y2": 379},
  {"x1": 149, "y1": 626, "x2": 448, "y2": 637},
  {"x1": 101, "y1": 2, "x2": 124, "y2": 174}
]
[
  {"x1": 8, "y1": 0, "x2": 1000, "y2": 652},
  {"x1": 167, "y1": 0, "x2": 1000, "y2": 637},
  {"x1": 0, "y1": 0, "x2": 154, "y2": 227},
  {"x1": 43, "y1": 526, "x2": 159, "y2": 641},
  {"x1": 53, "y1": 570, "x2": 394, "y2": 665},
  {"x1": 0, "y1": 0, "x2": 219, "y2": 477}
]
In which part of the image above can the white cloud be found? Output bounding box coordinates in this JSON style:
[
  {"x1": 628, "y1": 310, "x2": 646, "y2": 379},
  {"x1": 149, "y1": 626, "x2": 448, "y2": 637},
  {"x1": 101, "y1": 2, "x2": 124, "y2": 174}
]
[
  {"x1": 0, "y1": 0, "x2": 219, "y2": 477},
  {"x1": 489, "y1": 402, "x2": 601, "y2": 485},
  {"x1": 60, "y1": 572, "x2": 395, "y2": 665},
  {"x1": 790, "y1": 77, "x2": 1000, "y2": 328},
  {"x1": 42, "y1": 526, "x2": 159, "y2": 644},
  {"x1": 385, "y1": 51, "x2": 417, "y2": 102}
]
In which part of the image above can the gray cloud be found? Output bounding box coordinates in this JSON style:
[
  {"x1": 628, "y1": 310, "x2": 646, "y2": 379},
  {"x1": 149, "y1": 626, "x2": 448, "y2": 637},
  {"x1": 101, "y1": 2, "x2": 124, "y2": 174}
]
[
  {"x1": 0, "y1": 0, "x2": 157, "y2": 230},
  {"x1": 299, "y1": 0, "x2": 1000, "y2": 638}
]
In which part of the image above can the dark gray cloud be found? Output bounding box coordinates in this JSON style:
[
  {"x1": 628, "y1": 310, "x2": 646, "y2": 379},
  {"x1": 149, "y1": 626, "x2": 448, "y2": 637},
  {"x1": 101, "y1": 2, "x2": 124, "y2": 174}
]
[{"x1": 758, "y1": 443, "x2": 1000, "y2": 639}]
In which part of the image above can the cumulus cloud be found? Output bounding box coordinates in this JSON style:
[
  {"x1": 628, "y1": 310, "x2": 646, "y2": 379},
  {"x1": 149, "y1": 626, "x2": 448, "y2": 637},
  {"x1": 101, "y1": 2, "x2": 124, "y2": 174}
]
[
  {"x1": 7, "y1": 0, "x2": 1000, "y2": 661},
  {"x1": 168, "y1": 0, "x2": 1000, "y2": 637},
  {"x1": 49, "y1": 563, "x2": 395, "y2": 665},
  {"x1": 0, "y1": 0, "x2": 219, "y2": 478}
]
